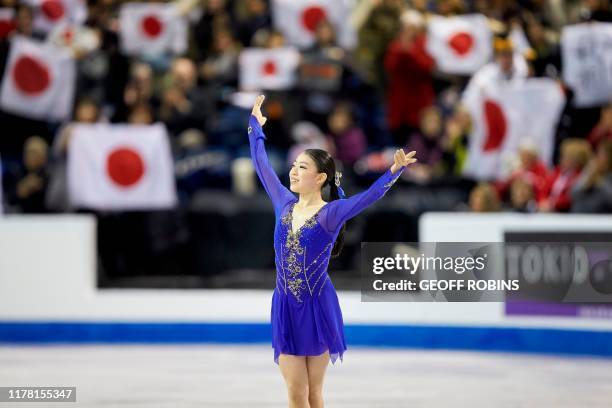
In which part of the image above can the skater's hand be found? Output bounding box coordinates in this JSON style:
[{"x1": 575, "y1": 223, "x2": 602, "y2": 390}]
[
  {"x1": 390, "y1": 149, "x2": 417, "y2": 174},
  {"x1": 251, "y1": 94, "x2": 267, "y2": 127}
]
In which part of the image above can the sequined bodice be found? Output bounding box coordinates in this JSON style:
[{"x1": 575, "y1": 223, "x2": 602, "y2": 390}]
[{"x1": 274, "y1": 201, "x2": 334, "y2": 303}]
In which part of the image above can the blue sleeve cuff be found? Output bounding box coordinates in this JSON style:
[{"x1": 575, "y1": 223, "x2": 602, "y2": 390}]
[
  {"x1": 248, "y1": 115, "x2": 266, "y2": 140},
  {"x1": 384, "y1": 165, "x2": 405, "y2": 188}
]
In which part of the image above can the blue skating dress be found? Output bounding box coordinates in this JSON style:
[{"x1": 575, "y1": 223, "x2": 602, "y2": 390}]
[{"x1": 247, "y1": 115, "x2": 406, "y2": 365}]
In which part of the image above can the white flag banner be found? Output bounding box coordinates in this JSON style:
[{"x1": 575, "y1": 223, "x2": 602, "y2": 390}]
[
  {"x1": 119, "y1": 3, "x2": 187, "y2": 56},
  {"x1": 23, "y1": 0, "x2": 87, "y2": 34},
  {"x1": 0, "y1": 35, "x2": 75, "y2": 121},
  {"x1": 463, "y1": 78, "x2": 565, "y2": 180},
  {"x1": 426, "y1": 13, "x2": 492, "y2": 75},
  {"x1": 561, "y1": 22, "x2": 612, "y2": 108},
  {"x1": 67, "y1": 123, "x2": 178, "y2": 210},
  {"x1": 271, "y1": 0, "x2": 356, "y2": 49},
  {"x1": 239, "y1": 47, "x2": 300, "y2": 91}
]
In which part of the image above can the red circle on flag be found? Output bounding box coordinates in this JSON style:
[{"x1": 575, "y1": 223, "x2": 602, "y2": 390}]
[
  {"x1": 62, "y1": 27, "x2": 74, "y2": 44},
  {"x1": 141, "y1": 15, "x2": 164, "y2": 38},
  {"x1": 41, "y1": 0, "x2": 66, "y2": 21},
  {"x1": 301, "y1": 6, "x2": 327, "y2": 33},
  {"x1": 483, "y1": 99, "x2": 506, "y2": 151},
  {"x1": 12, "y1": 56, "x2": 51, "y2": 96},
  {"x1": 262, "y1": 60, "x2": 277, "y2": 76},
  {"x1": 106, "y1": 147, "x2": 145, "y2": 187},
  {"x1": 448, "y1": 32, "x2": 473, "y2": 56}
]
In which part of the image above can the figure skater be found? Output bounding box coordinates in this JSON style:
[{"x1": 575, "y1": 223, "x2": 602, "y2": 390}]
[{"x1": 248, "y1": 95, "x2": 417, "y2": 408}]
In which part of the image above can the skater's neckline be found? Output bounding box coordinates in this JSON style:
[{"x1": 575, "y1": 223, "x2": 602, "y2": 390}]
[{"x1": 289, "y1": 201, "x2": 329, "y2": 235}]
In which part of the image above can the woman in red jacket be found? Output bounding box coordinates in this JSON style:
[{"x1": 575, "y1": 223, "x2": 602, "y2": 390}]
[
  {"x1": 384, "y1": 10, "x2": 435, "y2": 146},
  {"x1": 539, "y1": 139, "x2": 592, "y2": 212}
]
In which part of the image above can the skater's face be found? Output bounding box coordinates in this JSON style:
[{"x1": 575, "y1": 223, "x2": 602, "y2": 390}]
[{"x1": 289, "y1": 152, "x2": 327, "y2": 193}]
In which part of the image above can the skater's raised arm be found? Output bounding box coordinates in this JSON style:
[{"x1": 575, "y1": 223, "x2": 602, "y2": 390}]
[
  {"x1": 248, "y1": 95, "x2": 295, "y2": 216},
  {"x1": 322, "y1": 149, "x2": 417, "y2": 234}
]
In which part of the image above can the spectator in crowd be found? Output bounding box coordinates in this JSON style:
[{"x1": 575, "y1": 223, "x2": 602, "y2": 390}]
[
  {"x1": 310, "y1": 18, "x2": 338, "y2": 52},
  {"x1": 7, "y1": 136, "x2": 49, "y2": 213},
  {"x1": 128, "y1": 103, "x2": 155, "y2": 125},
  {"x1": 326, "y1": 102, "x2": 367, "y2": 167},
  {"x1": 571, "y1": 140, "x2": 612, "y2": 213},
  {"x1": 539, "y1": 138, "x2": 592, "y2": 212},
  {"x1": 524, "y1": 15, "x2": 561, "y2": 78},
  {"x1": 199, "y1": 28, "x2": 241, "y2": 88},
  {"x1": 469, "y1": 182, "x2": 501, "y2": 212},
  {"x1": 384, "y1": 10, "x2": 435, "y2": 146},
  {"x1": 234, "y1": 0, "x2": 272, "y2": 47},
  {"x1": 403, "y1": 105, "x2": 446, "y2": 184},
  {"x1": 46, "y1": 98, "x2": 102, "y2": 212},
  {"x1": 192, "y1": 0, "x2": 233, "y2": 61},
  {"x1": 159, "y1": 58, "x2": 209, "y2": 134},
  {"x1": 15, "y1": 5, "x2": 41, "y2": 40},
  {"x1": 300, "y1": 18, "x2": 345, "y2": 132},
  {"x1": 496, "y1": 139, "x2": 549, "y2": 203},
  {"x1": 507, "y1": 178, "x2": 539, "y2": 212},
  {"x1": 355, "y1": 0, "x2": 403, "y2": 91},
  {"x1": 263, "y1": 29, "x2": 286, "y2": 48},
  {"x1": 587, "y1": 102, "x2": 612, "y2": 148},
  {"x1": 462, "y1": 34, "x2": 529, "y2": 105},
  {"x1": 121, "y1": 62, "x2": 158, "y2": 122},
  {"x1": 440, "y1": 106, "x2": 470, "y2": 176}
]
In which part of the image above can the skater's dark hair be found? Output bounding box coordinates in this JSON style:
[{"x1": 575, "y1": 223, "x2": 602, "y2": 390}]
[{"x1": 303, "y1": 148, "x2": 345, "y2": 258}]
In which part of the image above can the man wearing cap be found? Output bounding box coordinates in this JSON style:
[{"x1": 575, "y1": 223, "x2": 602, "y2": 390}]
[{"x1": 462, "y1": 34, "x2": 529, "y2": 105}]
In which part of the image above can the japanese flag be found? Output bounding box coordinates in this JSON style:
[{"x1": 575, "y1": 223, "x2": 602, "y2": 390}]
[
  {"x1": 272, "y1": 0, "x2": 356, "y2": 49},
  {"x1": 68, "y1": 123, "x2": 178, "y2": 210},
  {"x1": 0, "y1": 8, "x2": 16, "y2": 40},
  {"x1": 463, "y1": 78, "x2": 565, "y2": 180},
  {"x1": 426, "y1": 14, "x2": 492, "y2": 75},
  {"x1": 23, "y1": 0, "x2": 87, "y2": 35},
  {"x1": 47, "y1": 22, "x2": 99, "y2": 53},
  {"x1": 239, "y1": 47, "x2": 301, "y2": 91},
  {"x1": 119, "y1": 3, "x2": 187, "y2": 56},
  {"x1": 0, "y1": 35, "x2": 75, "y2": 121}
]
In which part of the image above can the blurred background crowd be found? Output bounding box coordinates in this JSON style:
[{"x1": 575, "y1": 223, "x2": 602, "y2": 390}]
[{"x1": 0, "y1": 0, "x2": 611, "y2": 286}]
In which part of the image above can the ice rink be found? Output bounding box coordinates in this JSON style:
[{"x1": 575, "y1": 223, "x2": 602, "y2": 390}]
[{"x1": 1, "y1": 344, "x2": 611, "y2": 407}]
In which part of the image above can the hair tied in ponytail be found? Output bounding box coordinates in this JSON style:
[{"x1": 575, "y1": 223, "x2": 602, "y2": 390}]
[{"x1": 335, "y1": 171, "x2": 346, "y2": 199}]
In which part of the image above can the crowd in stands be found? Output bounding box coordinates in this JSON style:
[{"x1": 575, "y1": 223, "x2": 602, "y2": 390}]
[{"x1": 1, "y1": 0, "x2": 611, "y2": 216}]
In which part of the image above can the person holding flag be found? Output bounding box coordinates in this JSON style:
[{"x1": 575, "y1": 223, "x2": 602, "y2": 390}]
[
  {"x1": 462, "y1": 33, "x2": 529, "y2": 106},
  {"x1": 248, "y1": 94, "x2": 417, "y2": 407}
]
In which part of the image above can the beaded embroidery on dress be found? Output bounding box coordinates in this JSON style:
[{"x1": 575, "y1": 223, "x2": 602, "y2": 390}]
[{"x1": 280, "y1": 202, "x2": 333, "y2": 303}]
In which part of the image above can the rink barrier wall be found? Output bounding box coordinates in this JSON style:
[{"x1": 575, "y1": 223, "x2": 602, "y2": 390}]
[{"x1": 0, "y1": 322, "x2": 611, "y2": 358}]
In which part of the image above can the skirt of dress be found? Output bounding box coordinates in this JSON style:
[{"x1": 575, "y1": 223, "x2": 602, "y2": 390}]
[{"x1": 271, "y1": 278, "x2": 347, "y2": 365}]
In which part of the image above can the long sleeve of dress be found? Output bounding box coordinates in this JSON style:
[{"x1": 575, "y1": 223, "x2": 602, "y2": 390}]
[
  {"x1": 322, "y1": 165, "x2": 406, "y2": 234},
  {"x1": 248, "y1": 114, "x2": 295, "y2": 217}
]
